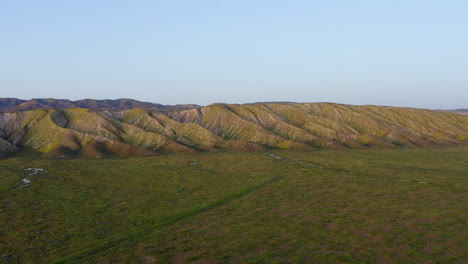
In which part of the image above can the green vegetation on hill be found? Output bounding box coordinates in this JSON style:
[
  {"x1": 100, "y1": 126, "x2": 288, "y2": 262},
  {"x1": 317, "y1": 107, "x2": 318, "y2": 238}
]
[
  {"x1": 0, "y1": 148, "x2": 466, "y2": 263},
  {"x1": 1, "y1": 103, "x2": 467, "y2": 157}
]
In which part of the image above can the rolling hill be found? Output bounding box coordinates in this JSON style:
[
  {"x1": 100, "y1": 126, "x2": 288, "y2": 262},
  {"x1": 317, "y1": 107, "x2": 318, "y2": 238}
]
[{"x1": 0, "y1": 102, "x2": 467, "y2": 157}]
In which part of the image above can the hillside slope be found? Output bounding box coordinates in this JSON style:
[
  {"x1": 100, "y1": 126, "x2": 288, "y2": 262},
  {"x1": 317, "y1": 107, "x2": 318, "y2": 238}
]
[
  {"x1": 0, "y1": 98, "x2": 199, "y2": 112},
  {"x1": 0, "y1": 103, "x2": 467, "y2": 157}
]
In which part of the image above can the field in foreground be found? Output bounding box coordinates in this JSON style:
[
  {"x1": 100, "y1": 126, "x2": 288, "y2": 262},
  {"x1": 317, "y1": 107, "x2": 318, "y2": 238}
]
[{"x1": 0, "y1": 148, "x2": 467, "y2": 263}]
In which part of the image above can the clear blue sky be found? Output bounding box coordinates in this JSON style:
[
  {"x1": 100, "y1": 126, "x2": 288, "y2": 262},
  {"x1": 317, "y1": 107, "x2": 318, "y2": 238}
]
[{"x1": 1, "y1": 0, "x2": 467, "y2": 108}]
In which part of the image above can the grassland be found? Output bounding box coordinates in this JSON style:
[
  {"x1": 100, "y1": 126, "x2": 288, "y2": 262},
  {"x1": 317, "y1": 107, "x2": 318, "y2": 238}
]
[{"x1": 0, "y1": 147, "x2": 467, "y2": 263}]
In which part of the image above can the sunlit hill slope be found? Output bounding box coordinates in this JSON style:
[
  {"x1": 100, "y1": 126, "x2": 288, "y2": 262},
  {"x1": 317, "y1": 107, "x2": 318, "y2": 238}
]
[{"x1": 0, "y1": 103, "x2": 467, "y2": 157}]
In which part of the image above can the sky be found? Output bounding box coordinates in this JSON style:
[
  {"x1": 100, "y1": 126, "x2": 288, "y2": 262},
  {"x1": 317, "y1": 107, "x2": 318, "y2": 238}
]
[{"x1": 1, "y1": 0, "x2": 467, "y2": 109}]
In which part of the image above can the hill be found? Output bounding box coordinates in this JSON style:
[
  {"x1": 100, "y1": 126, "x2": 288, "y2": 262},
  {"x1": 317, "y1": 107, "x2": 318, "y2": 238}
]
[
  {"x1": 0, "y1": 98, "x2": 199, "y2": 112},
  {"x1": 0, "y1": 102, "x2": 467, "y2": 157}
]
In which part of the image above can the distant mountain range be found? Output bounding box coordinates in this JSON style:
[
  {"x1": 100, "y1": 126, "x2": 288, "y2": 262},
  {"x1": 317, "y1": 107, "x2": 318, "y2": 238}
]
[
  {"x1": 1, "y1": 100, "x2": 467, "y2": 157},
  {"x1": 0, "y1": 98, "x2": 199, "y2": 112},
  {"x1": 441, "y1": 109, "x2": 468, "y2": 115}
]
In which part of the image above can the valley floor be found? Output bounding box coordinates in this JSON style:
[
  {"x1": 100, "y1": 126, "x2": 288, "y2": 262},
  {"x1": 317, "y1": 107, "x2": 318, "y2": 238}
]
[{"x1": 0, "y1": 147, "x2": 467, "y2": 263}]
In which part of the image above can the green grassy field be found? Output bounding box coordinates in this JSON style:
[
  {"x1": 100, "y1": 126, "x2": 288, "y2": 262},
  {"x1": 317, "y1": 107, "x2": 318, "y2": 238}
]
[{"x1": 0, "y1": 148, "x2": 467, "y2": 263}]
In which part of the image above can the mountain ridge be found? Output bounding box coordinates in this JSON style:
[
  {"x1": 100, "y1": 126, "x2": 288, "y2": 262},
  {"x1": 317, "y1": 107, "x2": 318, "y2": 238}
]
[
  {"x1": 0, "y1": 98, "x2": 200, "y2": 112},
  {"x1": 1, "y1": 102, "x2": 467, "y2": 157},
  {"x1": 442, "y1": 109, "x2": 468, "y2": 115},
  {"x1": 2, "y1": 98, "x2": 466, "y2": 113}
]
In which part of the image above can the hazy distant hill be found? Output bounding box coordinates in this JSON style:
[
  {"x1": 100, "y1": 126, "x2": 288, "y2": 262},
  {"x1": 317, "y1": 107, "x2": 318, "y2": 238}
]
[
  {"x1": 0, "y1": 98, "x2": 199, "y2": 112},
  {"x1": 1, "y1": 102, "x2": 467, "y2": 157},
  {"x1": 445, "y1": 109, "x2": 468, "y2": 115}
]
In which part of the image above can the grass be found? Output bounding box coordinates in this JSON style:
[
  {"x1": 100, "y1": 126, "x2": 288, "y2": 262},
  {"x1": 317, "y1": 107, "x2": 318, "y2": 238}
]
[{"x1": 0, "y1": 147, "x2": 467, "y2": 263}]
